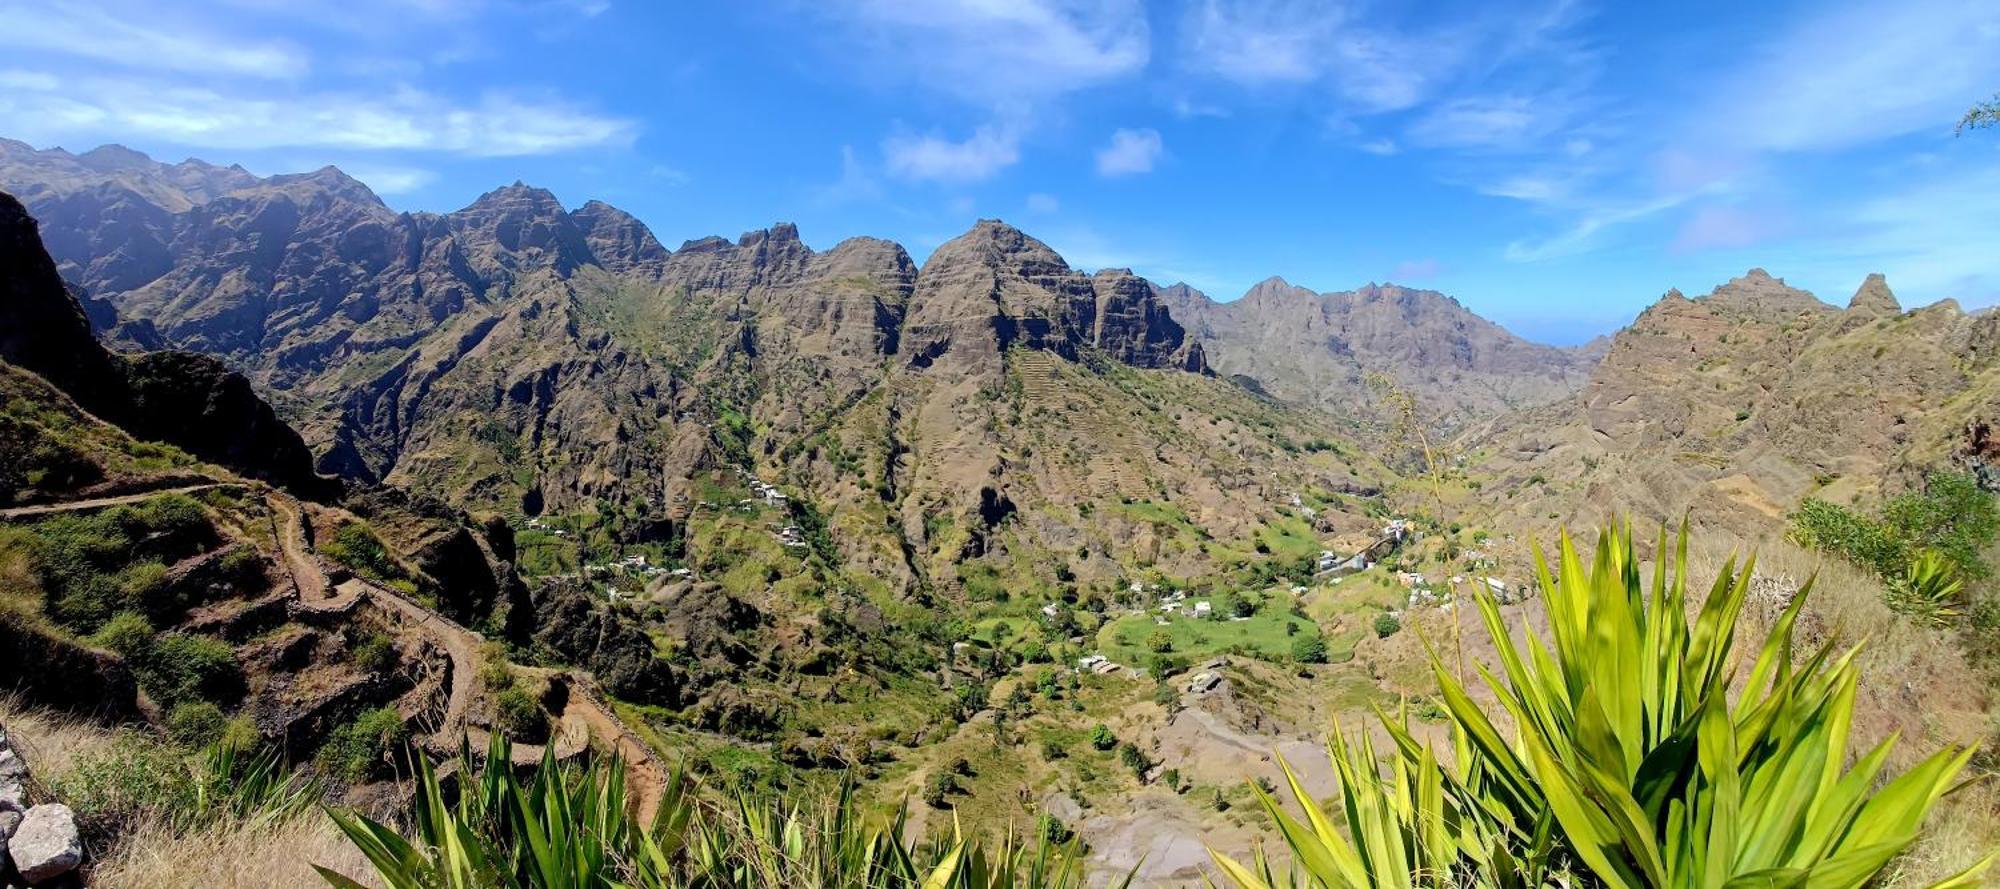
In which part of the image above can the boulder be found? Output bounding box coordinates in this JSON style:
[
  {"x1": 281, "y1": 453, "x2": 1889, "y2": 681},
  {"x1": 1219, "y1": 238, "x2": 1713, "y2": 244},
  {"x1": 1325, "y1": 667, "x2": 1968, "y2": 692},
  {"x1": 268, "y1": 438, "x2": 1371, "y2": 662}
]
[{"x1": 10, "y1": 803, "x2": 81, "y2": 883}]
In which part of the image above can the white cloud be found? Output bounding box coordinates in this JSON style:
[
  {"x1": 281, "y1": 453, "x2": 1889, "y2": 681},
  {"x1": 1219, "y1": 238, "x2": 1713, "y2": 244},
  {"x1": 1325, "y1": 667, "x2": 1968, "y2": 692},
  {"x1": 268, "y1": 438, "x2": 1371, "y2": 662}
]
[
  {"x1": 0, "y1": 75, "x2": 635, "y2": 156},
  {"x1": 1703, "y1": 0, "x2": 2000, "y2": 152},
  {"x1": 882, "y1": 125, "x2": 1020, "y2": 183},
  {"x1": 646, "y1": 164, "x2": 690, "y2": 186},
  {"x1": 1406, "y1": 95, "x2": 1557, "y2": 151},
  {"x1": 0, "y1": 2, "x2": 308, "y2": 79},
  {"x1": 1670, "y1": 205, "x2": 1775, "y2": 254},
  {"x1": 816, "y1": 0, "x2": 1148, "y2": 103},
  {"x1": 1357, "y1": 138, "x2": 1398, "y2": 156},
  {"x1": 1026, "y1": 192, "x2": 1061, "y2": 213},
  {"x1": 1184, "y1": 0, "x2": 1332, "y2": 86},
  {"x1": 1094, "y1": 128, "x2": 1162, "y2": 176}
]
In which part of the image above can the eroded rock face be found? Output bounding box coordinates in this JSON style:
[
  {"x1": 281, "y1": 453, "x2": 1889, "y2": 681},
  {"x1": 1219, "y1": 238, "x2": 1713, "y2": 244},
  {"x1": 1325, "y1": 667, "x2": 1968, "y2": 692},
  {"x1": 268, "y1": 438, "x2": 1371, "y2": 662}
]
[
  {"x1": 10, "y1": 803, "x2": 82, "y2": 884},
  {"x1": 900, "y1": 221, "x2": 1199, "y2": 377}
]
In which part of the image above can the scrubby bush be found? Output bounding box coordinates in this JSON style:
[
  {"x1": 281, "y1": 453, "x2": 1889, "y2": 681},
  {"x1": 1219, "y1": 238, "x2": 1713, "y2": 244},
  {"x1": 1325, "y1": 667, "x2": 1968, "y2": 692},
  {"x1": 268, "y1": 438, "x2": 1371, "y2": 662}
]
[
  {"x1": 1290, "y1": 634, "x2": 1328, "y2": 664},
  {"x1": 351, "y1": 631, "x2": 396, "y2": 672},
  {"x1": 1088, "y1": 724, "x2": 1116, "y2": 751},
  {"x1": 321, "y1": 522, "x2": 400, "y2": 583},
  {"x1": 1146, "y1": 628, "x2": 1173, "y2": 653},
  {"x1": 1373, "y1": 611, "x2": 1401, "y2": 638},
  {"x1": 167, "y1": 701, "x2": 227, "y2": 747},
  {"x1": 144, "y1": 634, "x2": 243, "y2": 708},
  {"x1": 90, "y1": 610, "x2": 154, "y2": 656},
  {"x1": 493, "y1": 686, "x2": 549, "y2": 743},
  {"x1": 317, "y1": 706, "x2": 407, "y2": 783},
  {"x1": 921, "y1": 770, "x2": 957, "y2": 809}
]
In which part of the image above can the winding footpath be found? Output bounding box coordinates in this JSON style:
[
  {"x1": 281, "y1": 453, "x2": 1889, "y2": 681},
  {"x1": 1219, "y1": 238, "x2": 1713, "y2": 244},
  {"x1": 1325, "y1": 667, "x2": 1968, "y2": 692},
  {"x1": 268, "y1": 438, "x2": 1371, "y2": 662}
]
[
  {"x1": 269, "y1": 493, "x2": 669, "y2": 819},
  {"x1": 0, "y1": 483, "x2": 230, "y2": 519}
]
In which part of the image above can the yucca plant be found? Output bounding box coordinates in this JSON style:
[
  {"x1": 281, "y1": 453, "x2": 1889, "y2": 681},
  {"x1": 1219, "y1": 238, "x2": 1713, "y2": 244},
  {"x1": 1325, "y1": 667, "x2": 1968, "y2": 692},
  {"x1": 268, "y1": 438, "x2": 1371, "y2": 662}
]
[
  {"x1": 194, "y1": 739, "x2": 321, "y2": 825},
  {"x1": 1216, "y1": 523, "x2": 1995, "y2": 888},
  {"x1": 320, "y1": 733, "x2": 1120, "y2": 888},
  {"x1": 1887, "y1": 549, "x2": 1965, "y2": 628}
]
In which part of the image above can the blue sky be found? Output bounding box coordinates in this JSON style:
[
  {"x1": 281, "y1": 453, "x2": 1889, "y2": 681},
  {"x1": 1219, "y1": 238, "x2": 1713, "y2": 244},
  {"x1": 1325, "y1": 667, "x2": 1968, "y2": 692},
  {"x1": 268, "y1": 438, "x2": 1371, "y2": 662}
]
[{"x1": 2, "y1": 0, "x2": 1998, "y2": 344}]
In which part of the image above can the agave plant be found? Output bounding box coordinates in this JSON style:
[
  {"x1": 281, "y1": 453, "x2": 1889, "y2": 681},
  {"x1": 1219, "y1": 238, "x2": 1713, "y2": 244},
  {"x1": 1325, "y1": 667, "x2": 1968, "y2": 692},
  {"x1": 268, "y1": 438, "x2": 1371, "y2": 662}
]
[
  {"x1": 1887, "y1": 549, "x2": 1965, "y2": 628},
  {"x1": 320, "y1": 733, "x2": 1122, "y2": 889},
  {"x1": 1215, "y1": 523, "x2": 1995, "y2": 888}
]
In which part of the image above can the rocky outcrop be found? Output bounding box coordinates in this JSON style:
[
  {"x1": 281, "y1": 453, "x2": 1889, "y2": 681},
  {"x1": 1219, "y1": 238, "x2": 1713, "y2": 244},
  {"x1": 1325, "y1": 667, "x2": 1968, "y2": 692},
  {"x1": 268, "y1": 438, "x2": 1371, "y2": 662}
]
[{"x1": 901, "y1": 221, "x2": 1201, "y2": 376}]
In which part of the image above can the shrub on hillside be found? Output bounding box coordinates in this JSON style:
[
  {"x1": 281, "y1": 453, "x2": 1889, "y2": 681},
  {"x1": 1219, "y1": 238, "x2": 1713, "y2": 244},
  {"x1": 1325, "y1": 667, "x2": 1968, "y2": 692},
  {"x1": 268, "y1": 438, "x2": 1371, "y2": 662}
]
[
  {"x1": 316, "y1": 707, "x2": 406, "y2": 783},
  {"x1": 1290, "y1": 634, "x2": 1327, "y2": 664},
  {"x1": 167, "y1": 701, "x2": 227, "y2": 747},
  {"x1": 1373, "y1": 611, "x2": 1401, "y2": 638},
  {"x1": 493, "y1": 686, "x2": 549, "y2": 743},
  {"x1": 1088, "y1": 724, "x2": 1116, "y2": 751}
]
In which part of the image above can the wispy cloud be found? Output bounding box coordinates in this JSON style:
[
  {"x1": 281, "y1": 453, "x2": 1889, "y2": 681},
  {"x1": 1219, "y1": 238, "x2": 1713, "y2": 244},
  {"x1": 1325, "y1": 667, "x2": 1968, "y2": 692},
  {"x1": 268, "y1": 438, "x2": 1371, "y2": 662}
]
[
  {"x1": 1700, "y1": 0, "x2": 2000, "y2": 152},
  {"x1": 0, "y1": 75, "x2": 636, "y2": 156},
  {"x1": 1094, "y1": 128, "x2": 1162, "y2": 176},
  {"x1": 813, "y1": 0, "x2": 1148, "y2": 104},
  {"x1": 0, "y1": 2, "x2": 308, "y2": 79},
  {"x1": 882, "y1": 125, "x2": 1020, "y2": 183},
  {"x1": 1025, "y1": 192, "x2": 1061, "y2": 213}
]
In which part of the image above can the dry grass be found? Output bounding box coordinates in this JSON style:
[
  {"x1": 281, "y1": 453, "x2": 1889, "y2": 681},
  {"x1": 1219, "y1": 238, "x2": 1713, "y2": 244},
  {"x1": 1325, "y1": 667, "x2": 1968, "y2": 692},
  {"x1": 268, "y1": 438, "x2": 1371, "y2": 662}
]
[
  {"x1": 0, "y1": 694, "x2": 383, "y2": 889},
  {"x1": 91, "y1": 809, "x2": 382, "y2": 889},
  {"x1": 0, "y1": 693, "x2": 128, "y2": 785}
]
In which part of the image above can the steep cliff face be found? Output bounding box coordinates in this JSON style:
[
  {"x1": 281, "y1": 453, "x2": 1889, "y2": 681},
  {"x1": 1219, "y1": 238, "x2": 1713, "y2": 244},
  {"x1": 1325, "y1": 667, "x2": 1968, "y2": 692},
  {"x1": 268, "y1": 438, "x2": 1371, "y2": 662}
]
[
  {"x1": 0, "y1": 190, "x2": 323, "y2": 492},
  {"x1": 900, "y1": 221, "x2": 1202, "y2": 377},
  {"x1": 1158, "y1": 277, "x2": 1593, "y2": 425}
]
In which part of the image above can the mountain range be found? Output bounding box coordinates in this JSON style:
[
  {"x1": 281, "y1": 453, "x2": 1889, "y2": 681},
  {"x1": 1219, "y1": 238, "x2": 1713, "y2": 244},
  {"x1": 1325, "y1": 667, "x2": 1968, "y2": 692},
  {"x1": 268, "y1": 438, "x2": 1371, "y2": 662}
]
[{"x1": 0, "y1": 139, "x2": 1603, "y2": 597}]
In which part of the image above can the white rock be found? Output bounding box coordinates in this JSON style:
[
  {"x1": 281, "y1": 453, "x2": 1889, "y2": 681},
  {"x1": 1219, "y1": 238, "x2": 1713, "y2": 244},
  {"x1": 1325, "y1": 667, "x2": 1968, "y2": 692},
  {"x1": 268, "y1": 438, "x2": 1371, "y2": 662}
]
[{"x1": 11, "y1": 803, "x2": 82, "y2": 883}]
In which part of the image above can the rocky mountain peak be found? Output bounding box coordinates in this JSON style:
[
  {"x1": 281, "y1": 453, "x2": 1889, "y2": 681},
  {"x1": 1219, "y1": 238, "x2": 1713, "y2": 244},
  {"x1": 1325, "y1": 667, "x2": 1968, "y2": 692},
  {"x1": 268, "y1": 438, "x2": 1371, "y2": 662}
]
[
  {"x1": 899, "y1": 219, "x2": 1199, "y2": 374},
  {"x1": 75, "y1": 143, "x2": 155, "y2": 172},
  {"x1": 570, "y1": 200, "x2": 667, "y2": 273},
  {"x1": 1847, "y1": 272, "x2": 1902, "y2": 316},
  {"x1": 467, "y1": 181, "x2": 566, "y2": 215},
  {"x1": 1701, "y1": 267, "x2": 1833, "y2": 320}
]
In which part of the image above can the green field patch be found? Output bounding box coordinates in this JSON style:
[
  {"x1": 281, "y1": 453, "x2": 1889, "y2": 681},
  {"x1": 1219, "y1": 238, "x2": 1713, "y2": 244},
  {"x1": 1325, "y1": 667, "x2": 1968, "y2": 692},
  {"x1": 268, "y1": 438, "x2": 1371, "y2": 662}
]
[{"x1": 1095, "y1": 607, "x2": 1313, "y2": 664}]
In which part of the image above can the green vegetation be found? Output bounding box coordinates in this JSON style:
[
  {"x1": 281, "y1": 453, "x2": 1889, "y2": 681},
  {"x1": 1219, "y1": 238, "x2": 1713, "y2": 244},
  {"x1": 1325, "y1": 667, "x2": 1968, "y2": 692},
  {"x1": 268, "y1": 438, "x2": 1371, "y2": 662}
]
[
  {"x1": 1213, "y1": 524, "x2": 1991, "y2": 888},
  {"x1": 319, "y1": 735, "x2": 1127, "y2": 889},
  {"x1": 8, "y1": 493, "x2": 219, "y2": 632},
  {"x1": 1791, "y1": 469, "x2": 1998, "y2": 624},
  {"x1": 1097, "y1": 605, "x2": 1314, "y2": 665},
  {"x1": 54, "y1": 731, "x2": 316, "y2": 848},
  {"x1": 315, "y1": 706, "x2": 408, "y2": 784},
  {"x1": 1371, "y1": 611, "x2": 1400, "y2": 638},
  {"x1": 322, "y1": 521, "x2": 406, "y2": 586},
  {"x1": 494, "y1": 685, "x2": 550, "y2": 743},
  {"x1": 91, "y1": 612, "x2": 244, "y2": 709}
]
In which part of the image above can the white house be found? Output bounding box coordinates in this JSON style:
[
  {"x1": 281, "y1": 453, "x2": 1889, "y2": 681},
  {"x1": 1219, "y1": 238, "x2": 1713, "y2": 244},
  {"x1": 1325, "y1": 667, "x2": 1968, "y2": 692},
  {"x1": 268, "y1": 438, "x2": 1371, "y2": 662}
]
[{"x1": 1192, "y1": 601, "x2": 1213, "y2": 617}]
